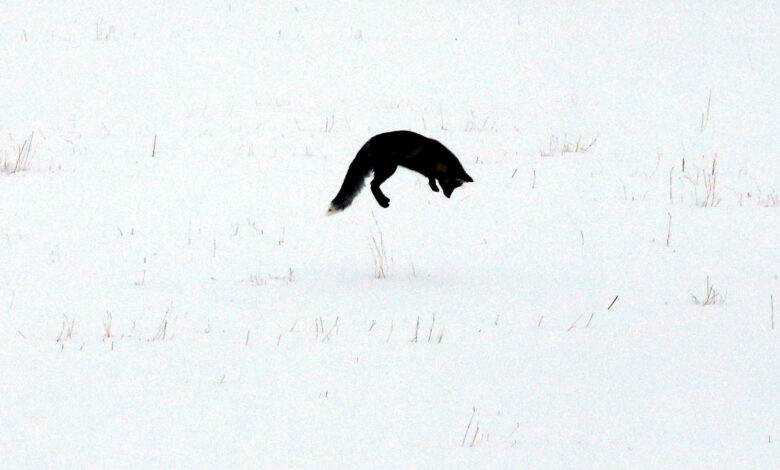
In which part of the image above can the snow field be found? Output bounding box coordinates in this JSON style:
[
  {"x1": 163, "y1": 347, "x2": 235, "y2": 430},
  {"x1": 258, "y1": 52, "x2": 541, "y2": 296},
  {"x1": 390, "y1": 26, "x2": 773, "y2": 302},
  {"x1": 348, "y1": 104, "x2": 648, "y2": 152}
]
[{"x1": 1, "y1": 1, "x2": 778, "y2": 468}]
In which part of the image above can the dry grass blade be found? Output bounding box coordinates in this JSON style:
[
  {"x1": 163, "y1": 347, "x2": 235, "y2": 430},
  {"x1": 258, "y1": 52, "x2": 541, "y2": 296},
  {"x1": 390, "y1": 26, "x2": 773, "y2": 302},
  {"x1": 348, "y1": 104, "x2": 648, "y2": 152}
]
[
  {"x1": 369, "y1": 212, "x2": 391, "y2": 279},
  {"x1": 461, "y1": 407, "x2": 476, "y2": 446}
]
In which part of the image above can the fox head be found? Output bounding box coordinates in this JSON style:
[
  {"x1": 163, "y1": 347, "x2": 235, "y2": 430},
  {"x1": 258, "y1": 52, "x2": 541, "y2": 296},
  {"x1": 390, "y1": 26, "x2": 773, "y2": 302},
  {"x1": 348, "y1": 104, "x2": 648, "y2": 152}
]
[
  {"x1": 438, "y1": 167, "x2": 473, "y2": 198},
  {"x1": 427, "y1": 140, "x2": 474, "y2": 198}
]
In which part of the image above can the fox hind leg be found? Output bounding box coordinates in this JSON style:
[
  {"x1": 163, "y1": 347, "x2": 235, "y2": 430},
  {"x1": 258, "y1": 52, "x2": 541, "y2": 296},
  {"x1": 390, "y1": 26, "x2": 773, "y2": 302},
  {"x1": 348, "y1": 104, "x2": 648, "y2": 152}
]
[
  {"x1": 370, "y1": 165, "x2": 396, "y2": 208},
  {"x1": 428, "y1": 177, "x2": 439, "y2": 192}
]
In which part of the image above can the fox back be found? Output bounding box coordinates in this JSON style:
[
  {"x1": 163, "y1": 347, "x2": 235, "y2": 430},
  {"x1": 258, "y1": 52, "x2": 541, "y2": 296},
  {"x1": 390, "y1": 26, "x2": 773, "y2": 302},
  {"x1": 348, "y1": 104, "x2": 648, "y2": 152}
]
[{"x1": 327, "y1": 131, "x2": 473, "y2": 214}]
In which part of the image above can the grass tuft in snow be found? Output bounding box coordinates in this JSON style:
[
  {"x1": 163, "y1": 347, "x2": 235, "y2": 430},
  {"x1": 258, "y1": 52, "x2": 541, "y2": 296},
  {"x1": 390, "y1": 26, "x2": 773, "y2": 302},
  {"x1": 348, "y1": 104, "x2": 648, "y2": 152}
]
[
  {"x1": 540, "y1": 133, "x2": 597, "y2": 157},
  {"x1": 461, "y1": 407, "x2": 490, "y2": 447},
  {"x1": 315, "y1": 316, "x2": 339, "y2": 343},
  {"x1": 102, "y1": 311, "x2": 113, "y2": 340},
  {"x1": 148, "y1": 305, "x2": 172, "y2": 341},
  {"x1": 410, "y1": 313, "x2": 443, "y2": 343},
  {"x1": 56, "y1": 315, "x2": 75, "y2": 342},
  {"x1": 700, "y1": 89, "x2": 712, "y2": 133},
  {"x1": 95, "y1": 19, "x2": 114, "y2": 41},
  {"x1": 683, "y1": 158, "x2": 721, "y2": 207},
  {"x1": 1, "y1": 132, "x2": 34, "y2": 174},
  {"x1": 758, "y1": 189, "x2": 779, "y2": 207},
  {"x1": 692, "y1": 276, "x2": 725, "y2": 306}
]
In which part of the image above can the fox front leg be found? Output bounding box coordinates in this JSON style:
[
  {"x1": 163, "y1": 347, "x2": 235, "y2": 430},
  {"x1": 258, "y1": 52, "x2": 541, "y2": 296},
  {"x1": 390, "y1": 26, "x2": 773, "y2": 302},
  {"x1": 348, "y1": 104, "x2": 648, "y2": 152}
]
[{"x1": 428, "y1": 177, "x2": 439, "y2": 192}]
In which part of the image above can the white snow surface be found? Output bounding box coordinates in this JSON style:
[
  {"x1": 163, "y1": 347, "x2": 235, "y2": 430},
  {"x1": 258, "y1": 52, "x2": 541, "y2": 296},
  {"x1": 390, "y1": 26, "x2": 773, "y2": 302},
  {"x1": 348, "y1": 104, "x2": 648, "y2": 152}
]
[{"x1": 1, "y1": 1, "x2": 778, "y2": 468}]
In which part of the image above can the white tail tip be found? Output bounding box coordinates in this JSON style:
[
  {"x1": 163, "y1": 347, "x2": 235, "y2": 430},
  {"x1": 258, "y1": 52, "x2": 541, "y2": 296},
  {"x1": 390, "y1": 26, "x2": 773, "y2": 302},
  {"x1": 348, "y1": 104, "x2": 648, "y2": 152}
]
[{"x1": 326, "y1": 204, "x2": 341, "y2": 216}]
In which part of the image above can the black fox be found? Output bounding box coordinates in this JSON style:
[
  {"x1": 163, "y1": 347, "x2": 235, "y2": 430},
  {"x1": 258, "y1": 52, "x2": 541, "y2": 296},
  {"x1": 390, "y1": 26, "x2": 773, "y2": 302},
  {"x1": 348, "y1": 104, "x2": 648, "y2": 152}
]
[{"x1": 327, "y1": 131, "x2": 473, "y2": 214}]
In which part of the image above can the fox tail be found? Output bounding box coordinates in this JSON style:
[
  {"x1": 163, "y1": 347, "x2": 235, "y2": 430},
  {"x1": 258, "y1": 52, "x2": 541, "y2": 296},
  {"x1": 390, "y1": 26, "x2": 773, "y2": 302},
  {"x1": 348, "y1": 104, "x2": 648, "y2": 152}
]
[{"x1": 326, "y1": 143, "x2": 373, "y2": 215}]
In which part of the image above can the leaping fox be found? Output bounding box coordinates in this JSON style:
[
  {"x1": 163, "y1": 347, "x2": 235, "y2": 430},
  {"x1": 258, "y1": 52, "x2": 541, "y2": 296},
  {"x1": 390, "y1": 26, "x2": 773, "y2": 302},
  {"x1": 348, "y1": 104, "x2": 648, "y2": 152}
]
[{"x1": 327, "y1": 131, "x2": 473, "y2": 214}]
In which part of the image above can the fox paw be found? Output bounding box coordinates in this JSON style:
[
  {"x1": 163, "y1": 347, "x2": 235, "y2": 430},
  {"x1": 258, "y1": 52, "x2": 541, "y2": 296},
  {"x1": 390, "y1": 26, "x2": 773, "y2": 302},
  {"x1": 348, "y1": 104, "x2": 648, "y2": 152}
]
[{"x1": 378, "y1": 198, "x2": 390, "y2": 208}]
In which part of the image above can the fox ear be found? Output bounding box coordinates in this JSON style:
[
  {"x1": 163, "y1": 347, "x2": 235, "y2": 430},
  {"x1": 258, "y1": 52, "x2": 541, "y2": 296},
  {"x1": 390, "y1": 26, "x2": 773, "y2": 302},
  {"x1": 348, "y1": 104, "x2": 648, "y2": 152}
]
[{"x1": 457, "y1": 174, "x2": 473, "y2": 183}]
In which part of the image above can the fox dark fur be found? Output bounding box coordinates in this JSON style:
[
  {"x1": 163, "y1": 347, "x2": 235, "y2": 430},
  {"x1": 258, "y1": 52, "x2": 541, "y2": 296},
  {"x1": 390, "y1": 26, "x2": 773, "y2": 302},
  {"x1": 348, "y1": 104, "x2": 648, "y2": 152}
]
[{"x1": 327, "y1": 131, "x2": 473, "y2": 214}]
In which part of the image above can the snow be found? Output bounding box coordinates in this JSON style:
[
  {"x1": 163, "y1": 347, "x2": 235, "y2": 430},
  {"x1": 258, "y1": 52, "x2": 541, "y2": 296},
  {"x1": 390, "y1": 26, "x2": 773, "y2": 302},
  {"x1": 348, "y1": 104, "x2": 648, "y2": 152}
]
[{"x1": 1, "y1": 1, "x2": 778, "y2": 468}]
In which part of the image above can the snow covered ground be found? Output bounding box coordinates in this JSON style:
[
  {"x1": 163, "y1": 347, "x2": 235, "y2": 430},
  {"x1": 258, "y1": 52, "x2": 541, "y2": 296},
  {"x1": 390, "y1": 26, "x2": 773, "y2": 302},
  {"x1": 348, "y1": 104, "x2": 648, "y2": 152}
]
[{"x1": 1, "y1": 1, "x2": 778, "y2": 468}]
